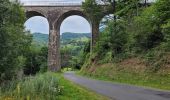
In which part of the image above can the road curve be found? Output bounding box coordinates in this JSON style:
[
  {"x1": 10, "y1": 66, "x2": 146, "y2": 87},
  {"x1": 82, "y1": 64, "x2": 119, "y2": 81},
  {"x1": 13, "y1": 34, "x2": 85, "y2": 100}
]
[{"x1": 64, "y1": 71, "x2": 170, "y2": 100}]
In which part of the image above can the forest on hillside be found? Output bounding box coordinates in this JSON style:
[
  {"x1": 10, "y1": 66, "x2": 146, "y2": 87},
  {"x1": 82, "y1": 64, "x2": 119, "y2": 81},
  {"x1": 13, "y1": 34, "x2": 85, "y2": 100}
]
[
  {"x1": 80, "y1": 0, "x2": 170, "y2": 90},
  {"x1": 32, "y1": 32, "x2": 91, "y2": 47},
  {"x1": 81, "y1": 0, "x2": 170, "y2": 72}
]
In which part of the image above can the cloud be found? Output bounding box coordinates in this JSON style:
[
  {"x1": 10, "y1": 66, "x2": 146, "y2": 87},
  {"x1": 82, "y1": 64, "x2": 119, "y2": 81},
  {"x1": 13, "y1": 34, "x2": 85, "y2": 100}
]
[
  {"x1": 23, "y1": 0, "x2": 90, "y2": 34},
  {"x1": 25, "y1": 16, "x2": 91, "y2": 34},
  {"x1": 24, "y1": 16, "x2": 49, "y2": 34},
  {"x1": 60, "y1": 15, "x2": 91, "y2": 34}
]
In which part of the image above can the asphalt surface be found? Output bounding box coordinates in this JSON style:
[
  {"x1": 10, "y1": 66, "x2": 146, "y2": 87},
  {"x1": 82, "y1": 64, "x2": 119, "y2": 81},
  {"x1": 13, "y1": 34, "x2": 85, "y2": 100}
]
[{"x1": 64, "y1": 71, "x2": 170, "y2": 100}]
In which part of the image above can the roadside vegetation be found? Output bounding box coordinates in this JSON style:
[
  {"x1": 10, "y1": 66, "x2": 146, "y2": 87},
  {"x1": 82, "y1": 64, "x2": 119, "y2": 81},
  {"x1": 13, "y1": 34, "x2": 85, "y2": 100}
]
[
  {"x1": 80, "y1": 0, "x2": 170, "y2": 90},
  {"x1": 0, "y1": 72, "x2": 108, "y2": 100},
  {"x1": 80, "y1": 63, "x2": 170, "y2": 90},
  {"x1": 60, "y1": 34, "x2": 91, "y2": 69},
  {"x1": 0, "y1": 0, "x2": 105, "y2": 99},
  {"x1": 0, "y1": 0, "x2": 89, "y2": 82}
]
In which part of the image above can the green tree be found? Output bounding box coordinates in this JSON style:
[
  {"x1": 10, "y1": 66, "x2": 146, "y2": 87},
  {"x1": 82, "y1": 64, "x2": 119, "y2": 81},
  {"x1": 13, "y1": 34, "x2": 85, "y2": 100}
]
[
  {"x1": 130, "y1": 0, "x2": 170, "y2": 51},
  {"x1": 94, "y1": 20, "x2": 127, "y2": 62},
  {"x1": 23, "y1": 46, "x2": 48, "y2": 75},
  {"x1": 0, "y1": 0, "x2": 32, "y2": 81},
  {"x1": 82, "y1": 0, "x2": 103, "y2": 24}
]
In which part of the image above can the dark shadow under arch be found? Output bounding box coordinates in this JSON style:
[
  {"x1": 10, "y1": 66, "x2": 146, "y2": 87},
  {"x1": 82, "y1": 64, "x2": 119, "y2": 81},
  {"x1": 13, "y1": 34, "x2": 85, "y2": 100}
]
[{"x1": 26, "y1": 11, "x2": 46, "y2": 20}]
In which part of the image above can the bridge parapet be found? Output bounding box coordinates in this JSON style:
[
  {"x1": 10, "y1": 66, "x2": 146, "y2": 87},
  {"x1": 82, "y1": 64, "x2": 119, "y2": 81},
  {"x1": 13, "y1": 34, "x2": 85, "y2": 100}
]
[
  {"x1": 22, "y1": 1, "x2": 82, "y2": 6},
  {"x1": 21, "y1": 0, "x2": 109, "y2": 6}
]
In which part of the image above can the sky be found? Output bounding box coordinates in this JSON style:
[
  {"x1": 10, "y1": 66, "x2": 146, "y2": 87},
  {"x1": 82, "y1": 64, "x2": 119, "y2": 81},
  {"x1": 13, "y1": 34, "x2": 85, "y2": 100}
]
[
  {"x1": 22, "y1": 0, "x2": 155, "y2": 34},
  {"x1": 22, "y1": 0, "x2": 90, "y2": 34},
  {"x1": 25, "y1": 16, "x2": 91, "y2": 34}
]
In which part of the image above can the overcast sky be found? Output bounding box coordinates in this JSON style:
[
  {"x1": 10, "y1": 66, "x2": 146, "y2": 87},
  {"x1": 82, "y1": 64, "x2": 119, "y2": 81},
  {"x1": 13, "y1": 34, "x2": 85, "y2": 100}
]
[
  {"x1": 25, "y1": 15, "x2": 91, "y2": 34},
  {"x1": 22, "y1": 0, "x2": 155, "y2": 34},
  {"x1": 22, "y1": 0, "x2": 90, "y2": 34}
]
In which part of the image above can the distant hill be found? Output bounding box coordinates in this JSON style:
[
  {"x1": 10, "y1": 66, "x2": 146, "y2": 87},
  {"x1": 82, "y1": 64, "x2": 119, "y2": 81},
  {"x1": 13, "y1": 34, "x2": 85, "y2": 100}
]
[
  {"x1": 32, "y1": 32, "x2": 91, "y2": 47},
  {"x1": 33, "y1": 33, "x2": 48, "y2": 43},
  {"x1": 32, "y1": 33, "x2": 49, "y2": 47},
  {"x1": 61, "y1": 32, "x2": 91, "y2": 40}
]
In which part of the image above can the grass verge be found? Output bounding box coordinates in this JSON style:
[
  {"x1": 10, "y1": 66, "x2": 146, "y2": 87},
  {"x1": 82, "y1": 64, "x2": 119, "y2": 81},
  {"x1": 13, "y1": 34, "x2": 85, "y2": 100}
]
[
  {"x1": 80, "y1": 64, "x2": 170, "y2": 90},
  {"x1": 56, "y1": 73, "x2": 109, "y2": 100},
  {"x1": 0, "y1": 72, "x2": 108, "y2": 100}
]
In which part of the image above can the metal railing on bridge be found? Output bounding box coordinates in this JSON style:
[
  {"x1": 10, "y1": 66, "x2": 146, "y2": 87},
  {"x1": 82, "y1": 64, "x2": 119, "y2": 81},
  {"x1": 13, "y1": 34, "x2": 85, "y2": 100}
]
[
  {"x1": 21, "y1": 1, "x2": 83, "y2": 6},
  {"x1": 21, "y1": 0, "x2": 155, "y2": 7},
  {"x1": 20, "y1": 0, "x2": 108, "y2": 6}
]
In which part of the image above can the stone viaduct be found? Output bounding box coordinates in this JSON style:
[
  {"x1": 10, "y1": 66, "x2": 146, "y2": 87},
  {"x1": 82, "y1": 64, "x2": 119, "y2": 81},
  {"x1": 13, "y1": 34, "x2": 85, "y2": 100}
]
[{"x1": 23, "y1": 2, "x2": 113, "y2": 71}]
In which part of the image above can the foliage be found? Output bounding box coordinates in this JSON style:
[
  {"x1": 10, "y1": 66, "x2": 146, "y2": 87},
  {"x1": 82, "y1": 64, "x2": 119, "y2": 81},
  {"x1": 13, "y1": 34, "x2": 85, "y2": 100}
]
[
  {"x1": 0, "y1": 0, "x2": 32, "y2": 81},
  {"x1": 94, "y1": 20, "x2": 128, "y2": 63},
  {"x1": 61, "y1": 32, "x2": 91, "y2": 41},
  {"x1": 131, "y1": 5, "x2": 162, "y2": 51},
  {"x1": 82, "y1": 0, "x2": 170, "y2": 77},
  {"x1": 60, "y1": 34, "x2": 91, "y2": 69},
  {"x1": 115, "y1": 0, "x2": 141, "y2": 17},
  {"x1": 32, "y1": 33, "x2": 49, "y2": 47},
  {"x1": 82, "y1": 0, "x2": 103, "y2": 24},
  {"x1": 33, "y1": 32, "x2": 91, "y2": 69},
  {"x1": 80, "y1": 63, "x2": 170, "y2": 90},
  {"x1": 0, "y1": 72, "x2": 108, "y2": 100},
  {"x1": 69, "y1": 40, "x2": 91, "y2": 69},
  {"x1": 24, "y1": 46, "x2": 48, "y2": 75},
  {"x1": 0, "y1": 72, "x2": 60, "y2": 100}
]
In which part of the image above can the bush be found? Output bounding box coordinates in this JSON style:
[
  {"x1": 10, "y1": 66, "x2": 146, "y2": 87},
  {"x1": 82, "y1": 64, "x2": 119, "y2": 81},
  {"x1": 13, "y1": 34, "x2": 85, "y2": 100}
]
[
  {"x1": 0, "y1": 0, "x2": 32, "y2": 81},
  {"x1": 0, "y1": 72, "x2": 61, "y2": 100},
  {"x1": 94, "y1": 20, "x2": 128, "y2": 63},
  {"x1": 24, "y1": 46, "x2": 48, "y2": 75}
]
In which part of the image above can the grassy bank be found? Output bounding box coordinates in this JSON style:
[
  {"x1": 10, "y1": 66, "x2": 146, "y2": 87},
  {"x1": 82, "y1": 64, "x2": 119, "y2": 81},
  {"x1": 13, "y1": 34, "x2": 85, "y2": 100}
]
[
  {"x1": 80, "y1": 63, "x2": 170, "y2": 90},
  {"x1": 57, "y1": 73, "x2": 108, "y2": 100},
  {"x1": 0, "y1": 72, "x2": 108, "y2": 100}
]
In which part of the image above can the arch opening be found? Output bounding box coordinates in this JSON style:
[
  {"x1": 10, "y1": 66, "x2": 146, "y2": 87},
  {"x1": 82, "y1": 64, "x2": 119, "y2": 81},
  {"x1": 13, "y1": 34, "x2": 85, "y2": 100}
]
[
  {"x1": 25, "y1": 16, "x2": 49, "y2": 35},
  {"x1": 55, "y1": 10, "x2": 91, "y2": 31},
  {"x1": 99, "y1": 14, "x2": 114, "y2": 32},
  {"x1": 24, "y1": 16, "x2": 49, "y2": 75},
  {"x1": 59, "y1": 15, "x2": 91, "y2": 69}
]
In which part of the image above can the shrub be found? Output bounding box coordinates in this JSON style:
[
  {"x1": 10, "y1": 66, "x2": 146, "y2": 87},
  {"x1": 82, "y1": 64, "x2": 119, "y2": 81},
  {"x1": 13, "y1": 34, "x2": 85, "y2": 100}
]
[
  {"x1": 0, "y1": 0, "x2": 32, "y2": 81},
  {"x1": 1, "y1": 72, "x2": 62, "y2": 100}
]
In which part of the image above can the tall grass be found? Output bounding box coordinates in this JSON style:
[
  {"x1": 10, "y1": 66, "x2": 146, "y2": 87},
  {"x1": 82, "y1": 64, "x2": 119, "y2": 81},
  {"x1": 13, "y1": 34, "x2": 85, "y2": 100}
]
[
  {"x1": 1, "y1": 72, "x2": 109, "y2": 100},
  {"x1": 0, "y1": 72, "x2": 61, "y2": 100}
]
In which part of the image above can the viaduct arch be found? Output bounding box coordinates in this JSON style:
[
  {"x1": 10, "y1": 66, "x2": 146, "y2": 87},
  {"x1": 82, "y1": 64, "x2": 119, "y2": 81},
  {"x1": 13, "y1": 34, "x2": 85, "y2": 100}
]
[{"x1": 23, "y1": 4, "x2": 112, "y2": 72}]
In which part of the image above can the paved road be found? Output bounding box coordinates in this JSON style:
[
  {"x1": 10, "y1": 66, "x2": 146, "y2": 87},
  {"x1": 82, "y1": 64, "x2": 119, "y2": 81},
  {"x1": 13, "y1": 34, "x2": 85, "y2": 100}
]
[{"x1": 64, "y1": 71, "x2": 170, "y2": 100}]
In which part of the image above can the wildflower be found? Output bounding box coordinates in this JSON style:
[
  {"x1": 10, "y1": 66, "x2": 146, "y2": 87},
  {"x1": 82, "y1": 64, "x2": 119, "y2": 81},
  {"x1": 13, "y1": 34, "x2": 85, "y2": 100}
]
[
  {"x1": 4, "y1": 97, "x2": 13, "y2": 100},
  {"x1": 58, "y1": 88, "x2": 61, "y2": 93},
  {"x1": 58, "y1": 86, "x2": 64, "y2": 94},
  {"x1": 26, "y1": 95, "x2": 30, "y2": 100},
  {"x1": 17, "y1": 84, "x2": 20, "y2": 94},
  {"x1": 53, "y1": 87, "x2": 57, "y2": 92}
]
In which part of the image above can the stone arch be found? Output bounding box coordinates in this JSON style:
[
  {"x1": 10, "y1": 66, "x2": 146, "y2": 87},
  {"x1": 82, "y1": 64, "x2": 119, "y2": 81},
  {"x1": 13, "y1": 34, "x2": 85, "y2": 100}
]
[
  {"x1": 48, "y1": 10, "x2": 92, "y2": 71},
  {"x1": 25, "y1": 10, "x2": 47, "y2": 19},
  {"x1": 54, "y1": 10, "x2": 91, "y2": 32},
  {"x1": 24, "y1": 10, "x2": 49, "y2": 32},
  {"x1": 24, "y1": 10, "x2": 50, "y2": 35},
  {"x1": 100, "y1": 11, "x2": 114, "y2": 23},
  {"x1": 99, "y1": 13, "x2": 114, "y2": 31},
  {"x1": 22, "y1": 5, "x2": 114, "y2": 72},
  {"x1": 24, "y1": 10, "x2": 50, "y2": 71}
]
